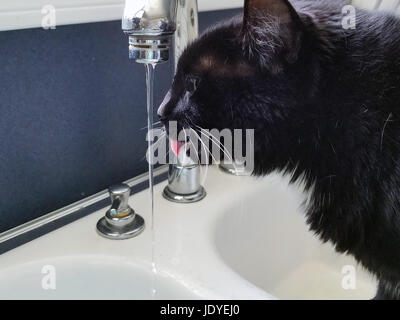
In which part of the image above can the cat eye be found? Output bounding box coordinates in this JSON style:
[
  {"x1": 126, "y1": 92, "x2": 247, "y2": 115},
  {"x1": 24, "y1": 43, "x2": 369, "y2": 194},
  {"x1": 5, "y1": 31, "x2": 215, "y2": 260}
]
[{"x1": 185, "y1": 75, "x2": 200, "y2": 94}]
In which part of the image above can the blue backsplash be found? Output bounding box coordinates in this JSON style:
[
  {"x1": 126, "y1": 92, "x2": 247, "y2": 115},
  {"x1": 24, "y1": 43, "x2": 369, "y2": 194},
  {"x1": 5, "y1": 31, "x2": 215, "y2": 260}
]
[{"x1": 0, "y1": 8, "x2": 241, "y2": 233}]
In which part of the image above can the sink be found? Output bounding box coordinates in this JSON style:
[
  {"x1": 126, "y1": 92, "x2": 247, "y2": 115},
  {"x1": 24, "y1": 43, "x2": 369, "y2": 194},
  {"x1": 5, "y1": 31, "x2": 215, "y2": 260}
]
[
  {"x1": 215, "y1": 173, "x2": 377, "y2": 300},
  {"x1": 0, "y1": 256, "x2": 198, "y2": 300},
  {"x1": 0, "y1": 167, "x2": 378, "y2": 300}
]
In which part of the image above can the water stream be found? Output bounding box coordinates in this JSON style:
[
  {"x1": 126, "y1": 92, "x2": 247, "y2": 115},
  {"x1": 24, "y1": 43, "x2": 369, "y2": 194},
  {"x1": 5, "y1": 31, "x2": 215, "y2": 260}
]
[{"x1": 144, "y1": 63, "x2": 157, "y2": 298}]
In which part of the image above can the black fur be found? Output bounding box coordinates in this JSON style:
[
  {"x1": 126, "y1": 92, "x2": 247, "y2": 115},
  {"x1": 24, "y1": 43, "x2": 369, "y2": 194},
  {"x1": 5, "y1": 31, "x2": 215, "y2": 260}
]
[{"x1": 159, "y1": 0, "x2": 400, "y2": 299}]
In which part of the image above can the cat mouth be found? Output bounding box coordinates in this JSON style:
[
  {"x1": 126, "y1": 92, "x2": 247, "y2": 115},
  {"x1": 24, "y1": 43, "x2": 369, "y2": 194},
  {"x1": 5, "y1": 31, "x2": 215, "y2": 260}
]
[
  {"x1": 164, "y1": 123, "x2": 193, "y2": 157},
  {"x1": 163, "y1": 123, "x2": 201, "y2": 159},
  {"x1": 169, "y1": 138, "x2": 200, "y2": 167},
  {"x1": 168, "y1": 133, "x2": 217, "y2": 166},
  {"x1": 170, "y1": 139, "x2": 186, "y2": 157}
]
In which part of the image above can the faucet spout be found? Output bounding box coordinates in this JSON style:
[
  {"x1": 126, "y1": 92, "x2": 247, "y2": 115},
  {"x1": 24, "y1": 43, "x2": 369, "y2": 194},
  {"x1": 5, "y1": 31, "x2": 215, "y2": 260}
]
[
  {"x1": 122, "y1": 0, "x2": 178, "y2": 64},
  {"x1": 122, "y1": 0, "x2": 198, "y2": 65}
]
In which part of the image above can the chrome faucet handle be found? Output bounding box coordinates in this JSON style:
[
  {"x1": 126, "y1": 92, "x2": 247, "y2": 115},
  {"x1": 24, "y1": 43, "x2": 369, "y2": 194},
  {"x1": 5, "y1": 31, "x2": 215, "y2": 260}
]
[
  {"x1": 108, "y1": 184, "x2": 132, "y2": 217},
  {"x1": 163, "y1": 163, "x2": 206, "y2": 203},
  {"x1": 162, "y1": 143, "x2": 206, "y2": 203},
  {"x1": 96, "y1": 183, "x2": 145, "y2": 240}
]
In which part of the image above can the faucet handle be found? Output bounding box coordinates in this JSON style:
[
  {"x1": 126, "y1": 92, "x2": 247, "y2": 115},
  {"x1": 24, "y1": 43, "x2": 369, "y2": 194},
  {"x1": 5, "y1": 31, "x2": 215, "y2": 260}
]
[
  {"x1": 108, "y1": 183, "x2": 131, "y2": 217},
  {"x1": 97, "y1": 183, "x2": 145, "y2": 240}
]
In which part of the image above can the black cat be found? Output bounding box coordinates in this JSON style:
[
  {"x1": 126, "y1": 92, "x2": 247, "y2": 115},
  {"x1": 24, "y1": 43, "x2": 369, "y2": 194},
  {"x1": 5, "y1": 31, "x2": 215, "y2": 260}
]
[{"x1": 158, "y1": 0, "x2": 400, "y2": 300}]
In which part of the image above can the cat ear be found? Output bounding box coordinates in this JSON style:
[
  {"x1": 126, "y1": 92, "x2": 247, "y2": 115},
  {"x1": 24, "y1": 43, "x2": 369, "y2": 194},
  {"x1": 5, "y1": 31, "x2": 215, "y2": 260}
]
[{"x1": 242, "y1": 0, "x2": 303, "y2": 72}]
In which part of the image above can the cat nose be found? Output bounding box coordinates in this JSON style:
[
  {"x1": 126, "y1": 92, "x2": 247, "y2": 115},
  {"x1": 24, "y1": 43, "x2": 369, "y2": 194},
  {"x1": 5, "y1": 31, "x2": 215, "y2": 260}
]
[{"x1": 158, "y1": 90, "x2": 171, "y2": 118}]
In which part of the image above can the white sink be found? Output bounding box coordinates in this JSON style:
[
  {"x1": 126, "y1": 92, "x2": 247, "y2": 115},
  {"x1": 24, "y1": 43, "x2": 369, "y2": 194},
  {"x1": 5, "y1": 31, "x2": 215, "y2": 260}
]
[
  {"x1": 0, "y1": 256, "x2": 197, "y2": 300},
  {"x1": 0, "y1": 167, "x2": 377, "y2": 299},
  {"x1": 215, "y1": 173, "x2": 377, "y2": 300}
]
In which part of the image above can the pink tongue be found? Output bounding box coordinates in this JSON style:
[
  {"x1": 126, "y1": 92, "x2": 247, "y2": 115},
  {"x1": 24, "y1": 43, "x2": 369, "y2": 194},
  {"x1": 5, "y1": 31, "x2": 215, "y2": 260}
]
[{"x1": 170, "y1": 139, "x2": 185, "y2": 156}]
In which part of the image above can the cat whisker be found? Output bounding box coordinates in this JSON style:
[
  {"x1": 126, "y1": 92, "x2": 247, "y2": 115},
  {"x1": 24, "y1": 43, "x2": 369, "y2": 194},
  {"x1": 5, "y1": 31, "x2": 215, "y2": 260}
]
[
  {"x1": 189, "y1": 135, "x2": 209, "y2": 181},
  {"x1": 184, "y1": 118, "x2": 224, "y2": 166},
  {"x1": 190, "y1": 128, "x2": 217, "y2": 165},
  {"x1": 381, "y1": 113, "x2": 393, "y2": 152},
  {"x1": 140, "y1": 121, "x2": 163, "y2": 131},
  {"x1": 195, "y1": 126, "x2": 237, "y2": 169},
  {"x1": 198, "y1": 127, "x2": 232, "y2": 161},
  {"x1": 188, "y1": 137, "x2": 200, "y2": 164},
  {"x1": 184, "y1": 118, "x2": 213, "y2": 166}
]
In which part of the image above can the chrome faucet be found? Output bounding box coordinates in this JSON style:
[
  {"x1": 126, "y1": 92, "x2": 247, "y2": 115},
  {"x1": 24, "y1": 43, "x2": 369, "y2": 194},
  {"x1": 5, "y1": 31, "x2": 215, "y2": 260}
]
[{"x1": 123, "y1": 0, "x2": 206, "y2": 203}]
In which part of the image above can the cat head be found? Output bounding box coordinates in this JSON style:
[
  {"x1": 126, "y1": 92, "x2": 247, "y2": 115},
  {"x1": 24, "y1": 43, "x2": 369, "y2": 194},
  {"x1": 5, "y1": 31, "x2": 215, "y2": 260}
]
[{"x1": 158, "y1": 0, "x2": 319, "y2": 167}]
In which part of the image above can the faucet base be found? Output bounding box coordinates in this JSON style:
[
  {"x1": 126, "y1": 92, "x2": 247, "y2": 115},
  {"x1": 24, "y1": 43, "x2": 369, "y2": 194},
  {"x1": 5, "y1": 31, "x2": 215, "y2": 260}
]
[
  {"x1": 162, "y1": 186, "x2": 206, "y2": 204},
  {"x1": 96, "y1": 213, "x2": 145, "y2": 240},
  {"x1": 219, "y1": 163, "x2": 250, "y2": 176}
]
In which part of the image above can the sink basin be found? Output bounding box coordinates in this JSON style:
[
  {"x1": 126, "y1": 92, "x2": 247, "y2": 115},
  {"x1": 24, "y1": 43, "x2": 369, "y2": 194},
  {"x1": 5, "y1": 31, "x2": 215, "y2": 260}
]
[
  {"x1": 215, "y1": 173, "x2": 377, "y2": 300},
  {"x1": 0, "y1": 167, "x2": 377, "y2": 300},
  {"x1": 0, "y1": 256, "x2": 198, "y2": 300}
]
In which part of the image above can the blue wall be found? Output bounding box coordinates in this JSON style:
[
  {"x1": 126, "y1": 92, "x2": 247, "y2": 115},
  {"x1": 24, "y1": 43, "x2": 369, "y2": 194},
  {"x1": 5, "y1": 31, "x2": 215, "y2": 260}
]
[{"x1": 0, "y1": 8, "x2": 241, "y2": 233}]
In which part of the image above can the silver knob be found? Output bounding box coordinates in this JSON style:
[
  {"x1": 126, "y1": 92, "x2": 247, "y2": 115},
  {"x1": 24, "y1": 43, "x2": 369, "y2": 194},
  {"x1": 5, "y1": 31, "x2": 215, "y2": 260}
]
[
  {"x1": 108, "y1": 184, "x2": 131, "y2": 217},
  {"x1": 96, "y1": 183, "x2": 145, "y2": 240}
]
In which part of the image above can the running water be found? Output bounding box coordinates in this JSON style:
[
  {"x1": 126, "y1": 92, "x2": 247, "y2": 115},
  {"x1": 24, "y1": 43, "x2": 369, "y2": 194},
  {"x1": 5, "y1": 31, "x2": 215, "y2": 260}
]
[{"x1": 144, "y1": 63, "x2": 157, "y2": 298}]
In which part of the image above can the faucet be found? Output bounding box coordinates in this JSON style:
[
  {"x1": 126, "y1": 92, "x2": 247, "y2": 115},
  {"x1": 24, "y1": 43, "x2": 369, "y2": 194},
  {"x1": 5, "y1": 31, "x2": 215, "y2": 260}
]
[{"x1": 122, "y1": 0, "x2": 206, "y2": 203}]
